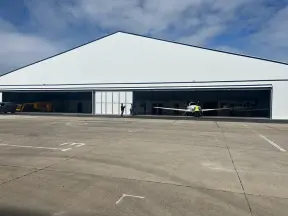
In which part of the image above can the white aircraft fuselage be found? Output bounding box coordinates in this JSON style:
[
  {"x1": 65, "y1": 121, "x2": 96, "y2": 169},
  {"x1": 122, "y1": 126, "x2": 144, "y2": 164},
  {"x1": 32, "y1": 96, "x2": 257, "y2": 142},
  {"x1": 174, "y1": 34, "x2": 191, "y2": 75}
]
[{"x1": 186, "y1": 103, "x2": 200, "y2": 113}]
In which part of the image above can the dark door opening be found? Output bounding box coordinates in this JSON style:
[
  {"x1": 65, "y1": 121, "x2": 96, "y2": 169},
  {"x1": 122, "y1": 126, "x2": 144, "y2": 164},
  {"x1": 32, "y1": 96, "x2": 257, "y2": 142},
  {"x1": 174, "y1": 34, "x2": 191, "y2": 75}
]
[
  {"x1": 133, "y1": 89, "x2": 271, "y2": 118},
  {"x1": 202, "y1": 102, "x2": 218, "y2": 116},
  {"x1": 157, "y1": 103, "x2": 163, "y2": 115},
  {"x1": 3, "y1": 91, "x2": 93, "y2": 114},
  {"x1": 152, "y1": 103, "x2": 157, "y2": 115},
  {"x1": 174, "y1": 104, "x2": 179, "y2": 115},
  {"x1": 77, "y1": 102, "x2": 83, "y2": 113}
]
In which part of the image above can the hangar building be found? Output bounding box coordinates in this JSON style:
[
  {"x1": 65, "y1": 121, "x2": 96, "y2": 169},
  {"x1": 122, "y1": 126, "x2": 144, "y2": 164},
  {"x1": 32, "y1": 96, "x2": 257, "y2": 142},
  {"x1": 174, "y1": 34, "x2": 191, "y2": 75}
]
[{"x1": 0, "y1": 32, "x2": 287, "y2": 119}]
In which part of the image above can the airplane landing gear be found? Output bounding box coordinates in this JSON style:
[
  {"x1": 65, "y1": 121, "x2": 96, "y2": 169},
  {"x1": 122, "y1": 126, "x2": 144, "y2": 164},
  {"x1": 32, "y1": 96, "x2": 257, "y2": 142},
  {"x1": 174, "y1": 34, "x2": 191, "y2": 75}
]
[{"x1": 194, "y1": 111, "x2": 202, "y2": 118}]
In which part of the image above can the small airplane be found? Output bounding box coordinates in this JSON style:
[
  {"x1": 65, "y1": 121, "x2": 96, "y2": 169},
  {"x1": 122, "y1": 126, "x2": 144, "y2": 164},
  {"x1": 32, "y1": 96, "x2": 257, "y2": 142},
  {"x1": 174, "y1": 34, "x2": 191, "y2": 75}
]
[{"x1": 154, "y1": 101, "x2": 231, "y2": 117}]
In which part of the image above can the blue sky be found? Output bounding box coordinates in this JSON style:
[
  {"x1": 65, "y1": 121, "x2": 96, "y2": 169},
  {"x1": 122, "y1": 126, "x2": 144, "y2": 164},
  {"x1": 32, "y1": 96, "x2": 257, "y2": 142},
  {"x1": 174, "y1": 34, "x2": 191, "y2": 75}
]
[{"x1": 0, "y1": 0, "x2": 287, "y2": 74}]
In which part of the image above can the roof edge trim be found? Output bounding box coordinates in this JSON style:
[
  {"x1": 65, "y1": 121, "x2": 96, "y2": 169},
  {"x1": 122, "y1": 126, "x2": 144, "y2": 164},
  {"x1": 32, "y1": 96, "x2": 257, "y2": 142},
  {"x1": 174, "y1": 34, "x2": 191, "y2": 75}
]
[{"x1": 0, "y1": 79, "x2": 286, "y2": 87}]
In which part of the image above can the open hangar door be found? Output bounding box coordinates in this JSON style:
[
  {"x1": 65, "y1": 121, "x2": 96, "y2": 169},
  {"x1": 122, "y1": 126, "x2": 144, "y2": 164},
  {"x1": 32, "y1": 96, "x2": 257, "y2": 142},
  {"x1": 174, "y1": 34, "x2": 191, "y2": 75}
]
[
  {"x1": 133, "y1": 88, "x2": 271, "y2": 118},
  {"x1": 2, "y1": 91, "x2": 92, "y2": 114}
]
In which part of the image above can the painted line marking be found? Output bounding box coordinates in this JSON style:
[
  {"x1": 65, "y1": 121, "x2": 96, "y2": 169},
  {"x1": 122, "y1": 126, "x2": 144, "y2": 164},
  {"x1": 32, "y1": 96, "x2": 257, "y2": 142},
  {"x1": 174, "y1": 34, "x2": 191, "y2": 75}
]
[
  {"x1": 244, "y1": 125, "x2": 286, "y2": 152},
  {"x1": 61, "y1": 148, "x2": 72, "y2": 152},
  {"x1": 60, "y1": 142, "x2": 86, "y2": 147},
  {"x1": 0, "y1": 143, "x2": 63, "y2": 151},
  {"x1": 116, "y1": 194, "x2": 144, "y2": 205},
  {"x1": 116, "y1": 194, "x2": 125, "y2": 205},
  {"x1": 75, "y1": 143, "x2": 85, "y2": 147},
  {"x1": 124, "y1": 194, "x2": 145, "y2": 199},
  {"x1": 258, "y1": 134, "x2": 286, "y2": 152}
]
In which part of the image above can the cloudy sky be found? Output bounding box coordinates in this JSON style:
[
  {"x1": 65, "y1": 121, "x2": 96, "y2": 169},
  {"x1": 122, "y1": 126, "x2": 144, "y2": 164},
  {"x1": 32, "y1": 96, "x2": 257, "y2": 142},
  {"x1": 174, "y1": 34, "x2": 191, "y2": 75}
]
[{"x1": 0, "y1": 0, "x2": 287, "y2": 74}]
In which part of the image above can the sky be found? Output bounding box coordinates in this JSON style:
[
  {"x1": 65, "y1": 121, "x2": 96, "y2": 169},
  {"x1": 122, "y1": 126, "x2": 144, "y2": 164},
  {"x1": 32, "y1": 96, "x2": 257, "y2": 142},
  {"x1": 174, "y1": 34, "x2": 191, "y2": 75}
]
[{"x1": 0, "y1": 0, "x2": 287, "y2": 75}]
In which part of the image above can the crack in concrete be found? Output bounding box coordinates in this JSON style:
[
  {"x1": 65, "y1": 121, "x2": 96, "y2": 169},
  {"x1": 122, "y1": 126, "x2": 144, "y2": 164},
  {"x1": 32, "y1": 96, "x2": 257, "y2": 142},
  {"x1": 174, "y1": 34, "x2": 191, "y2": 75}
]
[{"x1": 217, "y1": 122, "x2": 253, "y2": 216}]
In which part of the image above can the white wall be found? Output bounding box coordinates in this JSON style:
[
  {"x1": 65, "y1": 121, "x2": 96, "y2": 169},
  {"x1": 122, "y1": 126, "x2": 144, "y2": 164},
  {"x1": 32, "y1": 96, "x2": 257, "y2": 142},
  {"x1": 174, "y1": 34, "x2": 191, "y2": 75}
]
[
  {"x1": 0, "y1": 92, "x2": 2, "y2": 102},
  {"x1": 0, "y1": 32, "x2": 287, "y2": 86},
  {"x1": 94, "y1": 91, "x2": 133, "y2": 115},
  {"x1": 271, "y1": 81, "x2": 288, "y2": 120}
]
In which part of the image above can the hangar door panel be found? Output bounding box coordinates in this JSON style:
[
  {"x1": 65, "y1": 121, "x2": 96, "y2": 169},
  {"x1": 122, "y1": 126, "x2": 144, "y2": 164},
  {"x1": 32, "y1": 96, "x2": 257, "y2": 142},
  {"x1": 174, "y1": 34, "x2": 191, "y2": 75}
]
[
  {"x1": 133, "y1": 88, "x2": 271, "y2": 118},
  {"x1": 94, "y1": 92, "x2": 102, "y2": 114},
  {"x1": 93, "y1": 91, "x2": 133, "y2": 115}
]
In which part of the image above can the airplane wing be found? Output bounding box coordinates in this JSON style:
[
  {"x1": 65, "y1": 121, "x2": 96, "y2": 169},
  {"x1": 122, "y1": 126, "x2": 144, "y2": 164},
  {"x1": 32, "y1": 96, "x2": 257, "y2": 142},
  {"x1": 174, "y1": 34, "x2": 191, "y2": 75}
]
[
  {"x1": 201, "y1": 107, "x2": 232, "y2": 112},
  {"x1": 202, "y1": 107, "x2": 269, "y2": 112},
  {"x1": 154, "y1": 107, "x2": 190, "y2": 112}
]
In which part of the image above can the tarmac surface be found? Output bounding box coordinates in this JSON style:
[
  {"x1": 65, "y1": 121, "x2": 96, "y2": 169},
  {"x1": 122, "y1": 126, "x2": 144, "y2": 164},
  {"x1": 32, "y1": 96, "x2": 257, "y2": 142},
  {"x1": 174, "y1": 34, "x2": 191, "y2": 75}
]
[{"x1": 0, "y1": 114, "x2": 287, "y2": 216}]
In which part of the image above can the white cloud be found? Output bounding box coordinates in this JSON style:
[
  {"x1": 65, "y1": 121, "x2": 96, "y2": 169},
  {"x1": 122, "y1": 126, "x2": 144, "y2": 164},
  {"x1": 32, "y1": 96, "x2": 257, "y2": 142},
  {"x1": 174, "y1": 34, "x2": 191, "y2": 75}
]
[
  {"x1": 0, "y1": 0, "x2": 287, "y2": 74},
  {"x1": 244, "y1": 5, "x2": 288, "y2": 63},
  {"x1": 0, "y1": 18, "x2": 64, "y2": 74},
  {"x1": 25, "y1": 0, "x2": 252, "y2": 37},
  {"x1": 250, "y1": 5, "x2": 288, "y2": 48},
  {"x1": 177, "y1": 25, "x2": 225, "y2": 46},
  {"x1": 59, "y1": 0, "x2": 260, "y2": 45}
]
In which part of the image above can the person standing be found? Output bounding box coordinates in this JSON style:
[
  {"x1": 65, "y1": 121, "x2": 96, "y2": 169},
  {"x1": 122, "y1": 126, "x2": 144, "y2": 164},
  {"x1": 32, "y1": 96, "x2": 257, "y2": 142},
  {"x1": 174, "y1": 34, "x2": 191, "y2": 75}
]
[
  {"x1": 130, "y1": 104, "x2": 134, "y2": 116},
  {"x1": 120, "y1": 103, "x2": 126, "y2": 117},
  {"x1": 193, "y1": 102, "x2": 201, "y2": 118}
]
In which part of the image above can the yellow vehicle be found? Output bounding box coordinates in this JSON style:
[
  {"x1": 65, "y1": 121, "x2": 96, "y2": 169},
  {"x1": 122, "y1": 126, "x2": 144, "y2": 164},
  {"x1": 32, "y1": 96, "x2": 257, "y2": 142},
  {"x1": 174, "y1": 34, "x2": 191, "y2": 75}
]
[{"x1": 16, "y1": 102, "x2": 53, "y2": 112}]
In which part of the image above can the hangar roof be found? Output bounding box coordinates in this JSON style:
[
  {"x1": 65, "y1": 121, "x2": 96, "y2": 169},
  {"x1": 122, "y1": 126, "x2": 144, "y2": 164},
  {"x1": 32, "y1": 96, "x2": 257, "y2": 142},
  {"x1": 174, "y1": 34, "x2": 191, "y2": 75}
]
[{"x1": 0, "y1": 31, "x2": 287, "y2": 87}]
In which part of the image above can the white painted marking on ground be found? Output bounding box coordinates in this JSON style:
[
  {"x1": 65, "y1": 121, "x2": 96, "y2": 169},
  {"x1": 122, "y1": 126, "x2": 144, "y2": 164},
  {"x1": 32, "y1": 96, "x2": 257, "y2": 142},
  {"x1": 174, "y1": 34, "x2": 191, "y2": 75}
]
[
  {"x1": 244, "y1": 125, "x2": 286, "y2": 152},
  {"x1": 116, "y1": 194, "x2": 125, "y2": 205},
  {"x1": 124, "y1": 194, "x2": 145, "y2": 199},
  {"x1": 61, "y1": 148, "x2": 72, "y2": 152},
  {"x1": 116, "y1": 194, "x2": 144, "y2": 205},
  {"x1": 60, "y1": 142, "x2": 85, "y2": 147},
  {"x1": 70, "y1": 143, "x2": 80, "y2": 146},
  {"x1": 0, "y1": 143, "x2": 62, "y2": 151},
  {"x1": 75, "y1": 143, "x2": 85, "y2": 147},
  {"x1": 258, "y1": 134, "x2": 286, "y2": 152}
]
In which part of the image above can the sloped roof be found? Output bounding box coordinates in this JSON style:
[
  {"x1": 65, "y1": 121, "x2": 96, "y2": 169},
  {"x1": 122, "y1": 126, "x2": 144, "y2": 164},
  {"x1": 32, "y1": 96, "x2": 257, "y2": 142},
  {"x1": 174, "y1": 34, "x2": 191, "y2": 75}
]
[{"x1": 0, "y1": 31, "x2": 287, "y2": 86}]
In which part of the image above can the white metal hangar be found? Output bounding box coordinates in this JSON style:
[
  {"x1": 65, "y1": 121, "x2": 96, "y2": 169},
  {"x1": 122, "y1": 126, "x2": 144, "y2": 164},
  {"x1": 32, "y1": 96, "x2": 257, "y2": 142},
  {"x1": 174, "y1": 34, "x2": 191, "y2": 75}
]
[{"x1": 0, "y1": 31, "x2": 287, "y2": 119}]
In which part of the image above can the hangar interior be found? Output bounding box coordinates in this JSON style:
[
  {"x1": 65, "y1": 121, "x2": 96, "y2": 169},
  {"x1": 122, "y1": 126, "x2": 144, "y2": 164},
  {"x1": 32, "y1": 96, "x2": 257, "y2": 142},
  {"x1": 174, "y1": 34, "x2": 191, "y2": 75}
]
[
  {"x1": 2, "y1": 91, "x2": 92, "y2": 113},
  {"x1": 133, "y1": 89, "x2": 271, "y2": 118},
  {"x1": 1, "y1": 89, "x2": 271, "y2": 118}
]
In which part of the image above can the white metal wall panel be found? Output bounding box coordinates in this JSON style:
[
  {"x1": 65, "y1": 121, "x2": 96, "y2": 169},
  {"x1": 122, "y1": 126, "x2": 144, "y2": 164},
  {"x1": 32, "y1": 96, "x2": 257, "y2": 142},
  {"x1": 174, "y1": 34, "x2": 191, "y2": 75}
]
[
  {"x1": 101, "y1": 99, "x2": 107, "y2": 114},
  {"x1": 113, "y1": 103, "x2": 120, "y2": 115},
  {"x1": 95, "y1": 92, "x2": 102, "y2": 103},
  {"x1": 0, "y1": 92, "x2": 2, "y2": 102},
  {"x1": 113, "y1": 92, "x2": 119, "y2": 103},
  {"x1": 119, "y1": 92, "x2": 126, "y2": 103},
  {"x1": 106, "y1": 92, "x2": 113, "y2": 103},
  {"x1": 106, "y1": 103, "x2": 113, "y2": 114},
  {"x1": 126, "y1": 92, "x2": 133, "y2": 104},
  {"x1": 94, "y1": 91, "x2": 102, "y2": 114},
  {"x1": 95, "y1": 103, "x2": 102, "y2": 114},
  {"x1": 272, "y1": 81, "x2": 288, "y2": 119}
]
